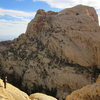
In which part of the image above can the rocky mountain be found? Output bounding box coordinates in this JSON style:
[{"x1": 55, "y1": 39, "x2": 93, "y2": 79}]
[{"x1": 0, "y1": 5, "x2": 100, "y2": 100}]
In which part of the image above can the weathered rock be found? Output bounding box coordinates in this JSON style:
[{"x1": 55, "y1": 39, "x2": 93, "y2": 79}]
[
  {"x1": 26, "y1": 5, "x2": 100, "y2": 67},
  {"x1": 0, "y1": 79, "x2": 30, "y2": 100},
  {"x1": 29, "y1": 93, "x2": 57, "y2": 100},
  {"x1": 0, "y1": 40, "x2": 12, "y2": 52},
  {"x1": 66, "y1": 78, "x2": 100, "y2": 100},
  {"x1": 0, "y1": 5, "x2": 100, "y2": 100},
  {"x1": 59, "y1": 4, "x2": 99, "y2": 24}
]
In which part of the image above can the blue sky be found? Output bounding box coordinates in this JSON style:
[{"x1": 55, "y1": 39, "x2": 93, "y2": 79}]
[{"x1": 0, "y1": 0, "x2": 100, "y2": 41}]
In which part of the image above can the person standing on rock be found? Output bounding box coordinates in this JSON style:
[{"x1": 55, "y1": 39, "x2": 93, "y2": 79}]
[{"x1": 3, "y1": 76, "x2": 7, "y2": 88}]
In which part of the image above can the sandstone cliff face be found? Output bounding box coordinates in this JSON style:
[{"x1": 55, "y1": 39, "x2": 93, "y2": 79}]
[
  {"x1": 0, "y1": 5, "x2": 100, "y2": 100},
  {"x1": 26, "y1": 5, "x2": 100, "y2": 67}
]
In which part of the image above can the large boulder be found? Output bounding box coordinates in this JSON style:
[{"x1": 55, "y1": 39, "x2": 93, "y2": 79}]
[
  {"x1": 30, "y1": 93, "x2": 57, "y2": 100},
  {"x1": 0, "y1": 5, "x2": 100, "y2": 100},
  {"x1": 66, "y1": 76, "x2": 100, "y2": 100},
  {"x1": 0, "y1": 79, "x2": 30, "y2": 100}
]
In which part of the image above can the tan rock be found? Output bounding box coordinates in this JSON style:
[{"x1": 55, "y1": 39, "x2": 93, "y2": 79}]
[
  {"x1": 26, "y1": 4, "x2": 100, "y2": 67},
  {"x1": 0, "y1": 79, "x2": 30, "y2": 100},
  {"x1": 66, "y1": 82, "x2": 100, "y2": 100},
  {"x1": 59, "y1": 5, "x2": 99, "y2": 24},
  {"x1": 30, "y1": 93, "x2": 57, "y2": 100}
]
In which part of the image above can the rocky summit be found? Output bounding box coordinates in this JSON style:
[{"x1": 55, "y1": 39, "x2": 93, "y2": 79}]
[{"x1": 0, "y1": 5, "x2": 100, "y2": 100}]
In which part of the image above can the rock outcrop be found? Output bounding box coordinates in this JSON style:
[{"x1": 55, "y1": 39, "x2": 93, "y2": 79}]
[
  {"x1": 30, "y1": 93, "x2": 57, "y2": 100},
  {"x1": 0, "y1": 40, "x2": 12, "y2": 51},
  {"x1": 26, "y1": 4, "x2": 100, "y2": 67},
  {"x1": 0, "y1": 5, "x2": 100, "y2": 100},
  {"x1": 66, "y1": 77, "x2": 100, "y2": 100},
  {"x1": 0, "y1": 79, "x2": 30, "y2": 100}
]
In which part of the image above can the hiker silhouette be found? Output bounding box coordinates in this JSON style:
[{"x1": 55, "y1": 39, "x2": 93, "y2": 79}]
[{"x1": 3, "y1": 76, "x2": 7, "y2": 88}]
